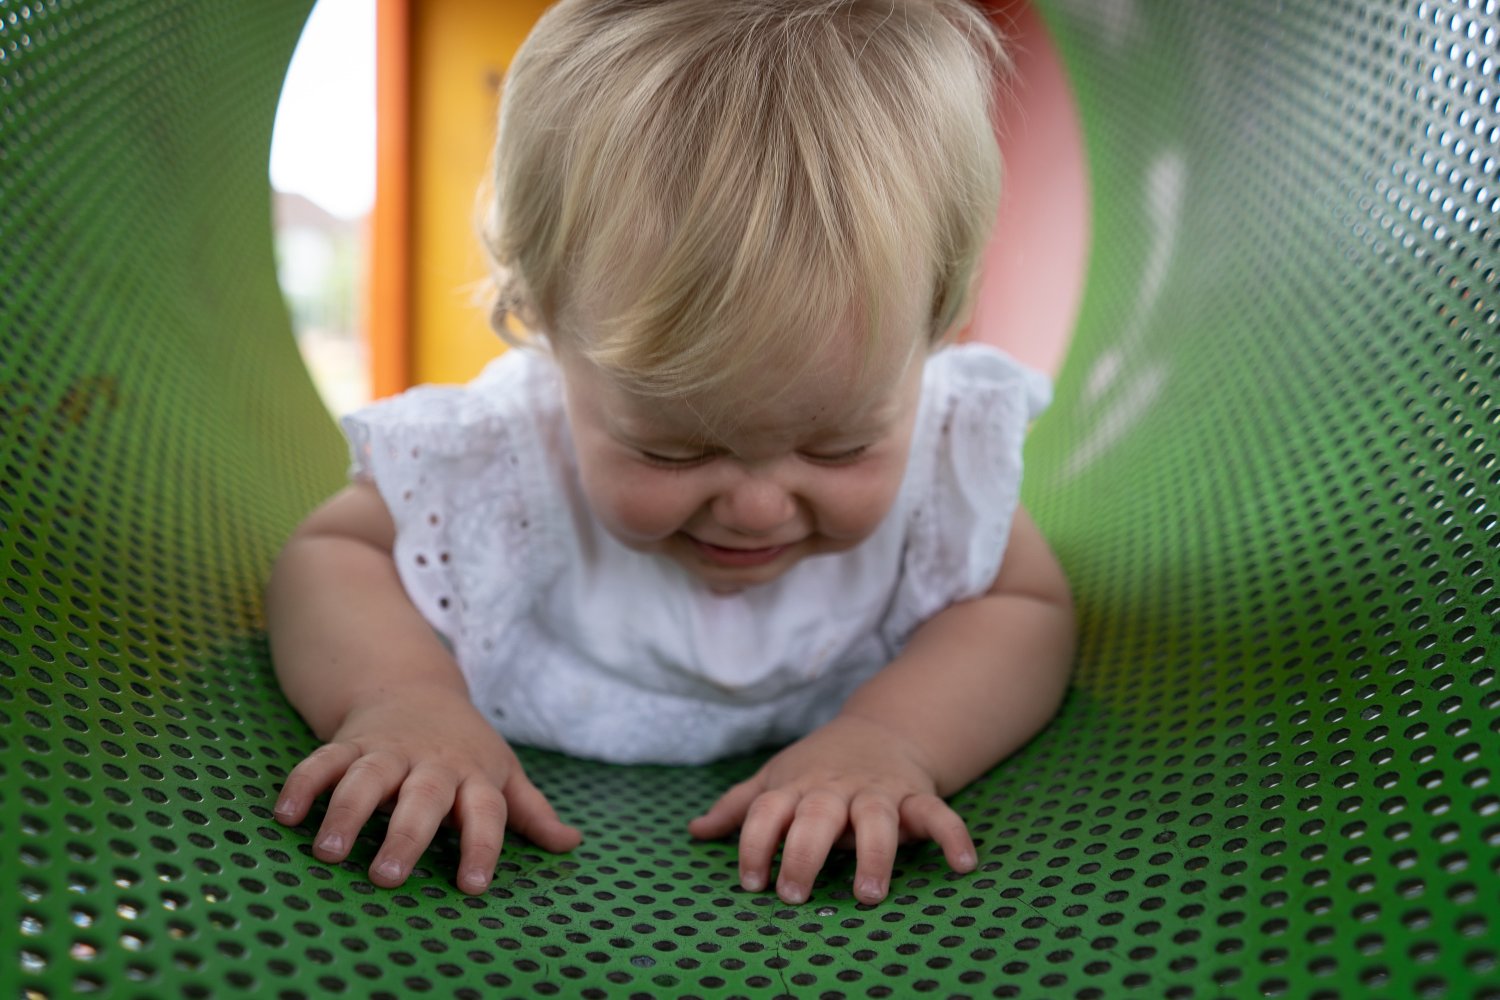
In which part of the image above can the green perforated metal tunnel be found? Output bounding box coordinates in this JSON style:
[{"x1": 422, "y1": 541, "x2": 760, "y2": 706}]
[{"x1": 3, "y1": 1, "x2": 1499, "y2": 998}]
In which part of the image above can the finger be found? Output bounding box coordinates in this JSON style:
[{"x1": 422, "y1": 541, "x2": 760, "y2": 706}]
[
  {"x1": 688, "y1": 776, "x2": 764, "y2": 841},
  {"x1": 775, "y1": 791, "x2": 849, "y2": 905},
  {"x1": 453, "y1": 778, "x2": 508, "y2": 894},
  {"x1": 899, "y1": 794, "x2": 977, "y2": 872},
  {"x1": 274, "y1": 742, "x2": 362, "y2": 825},
  {"x1": 735, "y1": 790, "x2": 798, "y2": 895},
  {"x1": 502, "y1": 772, "x2": 582, "y2": 853},
  {"x1": 368, "y1": 762, "x2": 459, "y2": 887},
  {"x1": 313, "y1": 750, "x2": 411, "y2": 863},
  {"x1": 850, "y1": 792, "x2": 901, "y2": 904}
]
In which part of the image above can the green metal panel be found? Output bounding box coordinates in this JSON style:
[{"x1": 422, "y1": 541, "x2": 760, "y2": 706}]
[{"x1": 3, "y1": 1, "x2": 1497, "y2": 997}]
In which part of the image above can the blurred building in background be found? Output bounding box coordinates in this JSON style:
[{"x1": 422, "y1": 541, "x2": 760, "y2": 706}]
[{"x1": 273, "y1": 191, "x2": 369, "y2": 416}]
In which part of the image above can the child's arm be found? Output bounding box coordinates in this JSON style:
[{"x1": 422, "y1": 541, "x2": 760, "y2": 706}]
[
  {"x1": 689, "y1": 506, "x2": 1075, "y2": 905},
  {"x1": 267, "y1": 482, "x2": 580, "y2": 894}
]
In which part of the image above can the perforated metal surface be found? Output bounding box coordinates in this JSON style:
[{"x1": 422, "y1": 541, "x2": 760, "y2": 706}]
[
  {"x1": 4, "y1": 0, "x2": 1499, "y2": 997},
  {"x1": 1017, "y1": 3, "x2": 1500, "y2": 997}
]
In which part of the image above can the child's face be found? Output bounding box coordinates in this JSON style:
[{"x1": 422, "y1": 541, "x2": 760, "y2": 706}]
[{"x1": 558, "y1": 338, "x2": 924, "y2": 594}]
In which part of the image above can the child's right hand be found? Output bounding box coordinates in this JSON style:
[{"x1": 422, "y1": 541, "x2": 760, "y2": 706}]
[{"x1": 272, "y1": 687, "x2": 581, "y2": 894}]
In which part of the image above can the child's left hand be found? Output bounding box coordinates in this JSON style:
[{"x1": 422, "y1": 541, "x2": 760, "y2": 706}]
[{"x1": 688, "y1": 715, "x2": 977, "y2": 905}]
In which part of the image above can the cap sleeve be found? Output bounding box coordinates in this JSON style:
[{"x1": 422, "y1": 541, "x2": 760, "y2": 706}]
[
  {"x1": 339, "y1": 351, "x2": 563, "y2": 657},
  {"x1": 883, "y1": 344, "x2": 1051, "y2": 648}
]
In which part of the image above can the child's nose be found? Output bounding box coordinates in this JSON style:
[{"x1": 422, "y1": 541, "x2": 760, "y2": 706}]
[{"x1": 712, "y1": 476, "x2": 797, "y2": 536}]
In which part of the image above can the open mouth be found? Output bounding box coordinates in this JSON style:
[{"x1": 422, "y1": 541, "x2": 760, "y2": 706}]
[{"x1": 687, "y1": 536, "x2": 790, "y2": 568}]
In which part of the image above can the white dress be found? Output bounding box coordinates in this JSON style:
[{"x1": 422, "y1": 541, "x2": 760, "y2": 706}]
[{"x1": 342, "y1": 343, "x2": 1050, "y2": 765}]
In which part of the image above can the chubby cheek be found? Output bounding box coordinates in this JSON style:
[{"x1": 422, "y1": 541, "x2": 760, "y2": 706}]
[
  {"x1": 813, "y1": 456, "x2": 910, "y2": 547},
  {"x1": 577, "y1": 458, "x2": 698, "y2": 547}
]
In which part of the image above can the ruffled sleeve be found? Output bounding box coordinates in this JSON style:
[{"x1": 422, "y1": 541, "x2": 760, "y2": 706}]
[
  {"x1": 882, "y1": 343, "x2": 1051, "y2": 649},
  {"x1": 339, "y1": 350, "x2": 565, "y2": 670}
]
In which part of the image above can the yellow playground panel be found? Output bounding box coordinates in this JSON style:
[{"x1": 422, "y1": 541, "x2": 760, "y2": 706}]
[{"x1": 371, "y1": 0, "x2": 552, "y2": 396}]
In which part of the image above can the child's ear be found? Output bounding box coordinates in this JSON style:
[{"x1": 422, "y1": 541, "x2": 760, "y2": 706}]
[
  {"x1": 931, "y1": 317, "x2": 967, "y2": 349},
  {"x1": 930, "y1": 269, "x2": 982, "y2": 348}
]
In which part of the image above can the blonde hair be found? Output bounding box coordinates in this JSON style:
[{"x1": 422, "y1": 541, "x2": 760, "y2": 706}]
[{"x1": 484, "y1": 0, "x2": 1007, "y2": 404}]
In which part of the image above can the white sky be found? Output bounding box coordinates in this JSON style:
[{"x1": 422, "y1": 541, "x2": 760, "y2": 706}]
[{"x1": 269, "y1": 0, "x2": 376, "y2": 220}]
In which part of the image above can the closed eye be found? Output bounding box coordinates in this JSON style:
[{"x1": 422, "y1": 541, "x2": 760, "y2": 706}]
[
  {"x1": 802, "y1": 445, "x2": 870, "y2": 464},
  {"x1": 639, "y1": 449, "x2": 715, "y2": 468}
]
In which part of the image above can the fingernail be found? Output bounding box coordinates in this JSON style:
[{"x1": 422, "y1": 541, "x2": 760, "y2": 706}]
[
  {"x1": 374, "y1": 859, "x2": 403, "y2": 882},
  {"x1": 856, "y1": 876, "x2": 885, "y2": 901},
  {"x1": 741, "y1": 872, "x2": 766, "y2": 893},
  {"x1": 273, "y1": 800, "x2": 296, "y2": 820},
  {"x1": 315, "y1": 833, "x2": 345, "y2": 856},
  {"x1": 957, "y1": 851, "x2": 978, "y2": 871},
  {"x1": 461, "y1": 868, "x2": 491, "y2": 891},
  {"x1": 778, "y1": 881, "x2": 807, "y2": 905}
]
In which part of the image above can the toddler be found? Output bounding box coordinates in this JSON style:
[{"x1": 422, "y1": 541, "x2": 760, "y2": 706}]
[{"x1": 269, "y1": 0, "x2": 1076, "y2": 907}]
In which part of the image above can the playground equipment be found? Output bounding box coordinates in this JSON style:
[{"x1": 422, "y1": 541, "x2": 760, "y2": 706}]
[{"x1": 4, "y1": 1, "x2": 1498, "y2": 996}]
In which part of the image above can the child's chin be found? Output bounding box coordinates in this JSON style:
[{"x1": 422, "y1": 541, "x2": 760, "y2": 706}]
[
  {"x1": 706, "y1": 583, "x2": 747, "y2": 596},
  {"x1": 688, "y1": 558, "x2": 798, "y2": 593}
]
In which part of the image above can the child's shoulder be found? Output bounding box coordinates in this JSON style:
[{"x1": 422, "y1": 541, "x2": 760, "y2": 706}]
[
  {"x1": 346, "y1": 348, "x2": 561, "y2": 433},
  {"x1": 339, "y1": 348, "x2": 567, "y2": 481},
  {"x1": 926, "y1": 342, "x2": 1052, "y2": 417}
]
